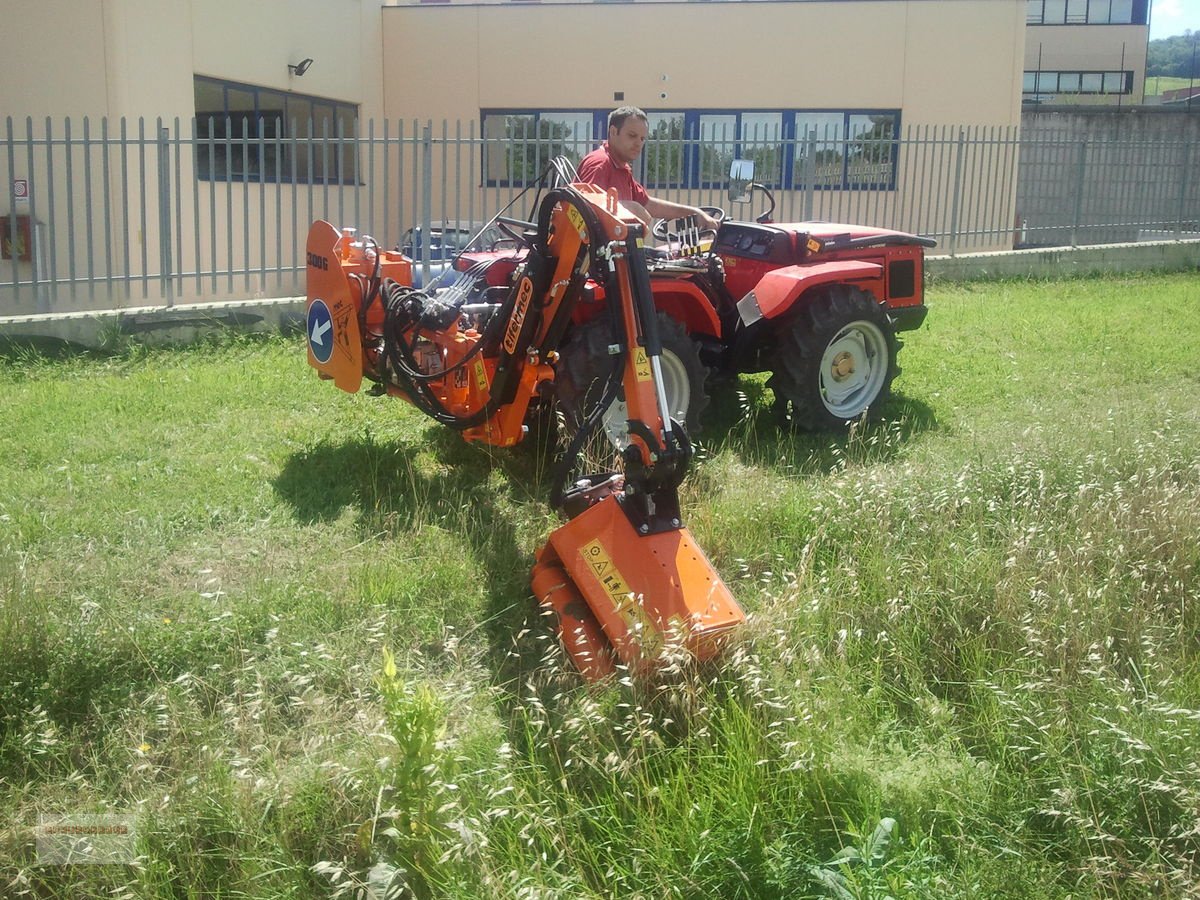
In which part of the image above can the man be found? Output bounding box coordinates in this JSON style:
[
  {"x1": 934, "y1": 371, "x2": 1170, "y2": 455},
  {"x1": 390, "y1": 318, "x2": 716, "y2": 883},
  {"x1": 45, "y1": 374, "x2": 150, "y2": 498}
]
[{"x1": 577, "y1": 106, "x2": 720, "y2": 235}]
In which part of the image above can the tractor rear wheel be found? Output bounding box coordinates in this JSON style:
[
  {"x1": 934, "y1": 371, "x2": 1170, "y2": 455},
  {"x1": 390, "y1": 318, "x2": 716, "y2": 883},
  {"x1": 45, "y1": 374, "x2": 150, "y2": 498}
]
[
  {"x1": 767, "y1": 284, "x2": 898, "y2": 430},
  {"x1": 556, "y1": 312, "x2": 708, "y2": 465}
]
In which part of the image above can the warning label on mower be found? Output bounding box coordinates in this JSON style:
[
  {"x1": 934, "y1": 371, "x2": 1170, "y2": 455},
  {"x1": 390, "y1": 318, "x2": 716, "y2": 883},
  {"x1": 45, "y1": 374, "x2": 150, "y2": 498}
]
[{"x1": 580, "y1": 538, "x2": 658, "y2": 649}]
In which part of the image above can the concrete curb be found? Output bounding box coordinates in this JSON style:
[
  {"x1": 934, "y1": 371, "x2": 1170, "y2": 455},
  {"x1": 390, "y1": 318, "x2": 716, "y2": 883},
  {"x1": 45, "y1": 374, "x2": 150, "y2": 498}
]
[
  {"x1": 928, "y1": 238, "x2": 1200, "y2": 282},
  {"x1": 2, "y1": 240, "x2": 1197, "y2": 349},
  {"x1": 0, "y1": 296, "x2": 307, "y2": 348}
]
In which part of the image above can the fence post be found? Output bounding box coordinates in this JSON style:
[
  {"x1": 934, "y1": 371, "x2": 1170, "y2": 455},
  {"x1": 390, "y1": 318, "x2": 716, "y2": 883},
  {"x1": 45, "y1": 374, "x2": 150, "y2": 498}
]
[
  {"x1": 1070, "y1": 137, "x2": 1088, "y2": 248},
  {"x1": 948, "y1": 128, "x2": 965, "y2": 257},
  {"x1": 804, "y1": 130, "x2": 817, "y2": 220},
  {"x1": 156, "y1": 122, "x2": 174, "y2": 307},
  {"x1": 1176, "y1": 139, "x2": 1193, "y2": 240},
  {"x1": 420, "y1": 121, "x2": 433, "y2": 287}
]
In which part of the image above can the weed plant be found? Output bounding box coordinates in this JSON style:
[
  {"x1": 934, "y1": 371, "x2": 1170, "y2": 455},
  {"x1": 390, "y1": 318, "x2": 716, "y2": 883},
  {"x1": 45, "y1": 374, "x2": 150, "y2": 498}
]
[{"x1": 0, "y1": 273, "x2": 1197, "y2": 898}]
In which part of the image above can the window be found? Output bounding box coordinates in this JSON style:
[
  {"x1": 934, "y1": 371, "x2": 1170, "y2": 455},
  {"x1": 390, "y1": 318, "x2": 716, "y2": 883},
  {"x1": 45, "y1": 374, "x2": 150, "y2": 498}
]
[
  {"x1": 739, "y1": 113, "x2": 784, "y2": 188},
  {"x1": 1109, "y1": 0, "x2": 1134, "y2": 23},
  {"x1": 793, "y1": 113, "x2": 849, "y2": 188},
  {"x1": 482, "y1": 111, "x2": 599, "y2": 185},
  {"x1": 481, "y1": 108, "x2": 900, "y2": 191},
  {"x1": 1022, "y1": 70, "x2": 1134, "y2": 95},
  {"x1": 846, "y1": 115, "x2": 898, "y2": 189},
  {"x1": 793, "y1": 112, "x2": 898, "y2": 190},
  {"x1": 1026, "y1": 0, "x2": 1144, "y2": 22},
  {"x1": 643, "y1": 112, "x2": 686, "y2": 189},
  {"x1": 697, "y1": 114, "x2": 737, "y2": 186},
  {"x1": 193, "y1": 76, "x2": 359, "y2": 183}
]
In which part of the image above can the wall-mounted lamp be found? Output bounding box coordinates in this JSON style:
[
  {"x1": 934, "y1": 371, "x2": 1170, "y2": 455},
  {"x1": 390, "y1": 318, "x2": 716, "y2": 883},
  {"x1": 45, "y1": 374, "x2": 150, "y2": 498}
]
[{"x1": 288, "y1": 58, "x2": 314, "y2": 77}]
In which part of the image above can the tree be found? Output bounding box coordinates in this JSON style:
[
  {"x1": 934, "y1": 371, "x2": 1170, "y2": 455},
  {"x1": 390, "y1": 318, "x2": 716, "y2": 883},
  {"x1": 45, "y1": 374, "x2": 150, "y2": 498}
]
[{"x1": 1147, "y1": 31, "x2": 1199, "y2": 79}]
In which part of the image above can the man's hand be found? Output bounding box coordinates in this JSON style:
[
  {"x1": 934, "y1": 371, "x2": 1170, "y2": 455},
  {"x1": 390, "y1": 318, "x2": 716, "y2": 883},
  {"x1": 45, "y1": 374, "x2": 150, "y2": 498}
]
[{"x1": 694, "y1": 208, "x2": 720, "y2": 232}]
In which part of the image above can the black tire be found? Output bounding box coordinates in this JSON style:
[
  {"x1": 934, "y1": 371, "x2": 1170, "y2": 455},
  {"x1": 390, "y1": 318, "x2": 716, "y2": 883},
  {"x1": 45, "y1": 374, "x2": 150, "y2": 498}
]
[
  {"x1": 556, "y1": 311, "x2": 708, "y2": 458},
  {"x1": 766, "y1": 284, "x2": 899, "y2": 430}
]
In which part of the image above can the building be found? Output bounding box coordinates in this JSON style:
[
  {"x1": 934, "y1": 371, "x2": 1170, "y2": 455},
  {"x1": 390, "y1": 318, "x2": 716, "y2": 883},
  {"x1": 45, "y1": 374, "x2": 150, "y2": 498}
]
[
  {"x1": 1023, "y1": 0, "x2": 1150, "y2": 105},
  {"x1": 1, "y1": 0, "x2": 1027, "y2": 314}
]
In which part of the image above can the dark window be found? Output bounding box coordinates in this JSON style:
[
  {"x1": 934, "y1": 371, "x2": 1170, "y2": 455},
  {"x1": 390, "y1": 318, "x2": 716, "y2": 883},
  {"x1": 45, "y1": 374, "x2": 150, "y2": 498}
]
[
  {"x1": 1022, "y1": 69, "x2": 1134, "y2": 96},
  {"x1": 193, "y1": 76, "x2": 359, "y2": 183},
  {"x1": 1026, "y1": 0, "x2": 1144, "y2": 22}
]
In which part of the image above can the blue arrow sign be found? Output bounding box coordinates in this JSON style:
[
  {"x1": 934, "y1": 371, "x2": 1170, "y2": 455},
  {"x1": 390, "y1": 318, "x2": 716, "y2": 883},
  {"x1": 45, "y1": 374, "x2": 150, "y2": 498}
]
[{"x1": 307, "y1": 299, "x2": 334, "y2": 364}]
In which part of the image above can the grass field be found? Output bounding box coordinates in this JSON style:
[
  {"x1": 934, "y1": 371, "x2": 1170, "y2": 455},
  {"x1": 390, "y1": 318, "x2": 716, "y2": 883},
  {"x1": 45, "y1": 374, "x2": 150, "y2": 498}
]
[
  {"x1": 1144, "y1": 75, "x2": 1197, "y2": 98},
  {"x1": 1, "y1": 272, "x2": 1198, "y2": 898}
]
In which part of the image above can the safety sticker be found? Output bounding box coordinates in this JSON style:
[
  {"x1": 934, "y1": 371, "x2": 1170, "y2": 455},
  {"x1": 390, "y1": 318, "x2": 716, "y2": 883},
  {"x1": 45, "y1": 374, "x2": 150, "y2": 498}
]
[
  {"x1": 580, "y1": 538, "x2": 659, "y2": 650},
  {"x1": 567, "y1": 205, "x2": 588, "y2": 241},
  {"x1": 633, "y1": 347, "x2": 652, "y2": 382},
  {"x1": 473, "y1": 359, "x2": 490, "y2": 395}
]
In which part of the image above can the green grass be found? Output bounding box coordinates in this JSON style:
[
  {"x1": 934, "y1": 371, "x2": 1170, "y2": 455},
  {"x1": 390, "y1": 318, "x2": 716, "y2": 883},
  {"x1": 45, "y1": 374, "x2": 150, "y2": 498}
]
[
  {"x1": 1144, "y1": 75, "x2": 1197, "y2": 97},
  {"x1": 1, "y1": 271, "x2": 1198, "y2": 898}
]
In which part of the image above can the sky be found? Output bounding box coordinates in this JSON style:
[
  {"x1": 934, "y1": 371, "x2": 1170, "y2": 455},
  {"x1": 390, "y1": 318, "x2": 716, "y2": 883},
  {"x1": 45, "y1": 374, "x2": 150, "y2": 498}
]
[{"x1": 1150, "y1": 0, "x2": 1200, "y2": 40}]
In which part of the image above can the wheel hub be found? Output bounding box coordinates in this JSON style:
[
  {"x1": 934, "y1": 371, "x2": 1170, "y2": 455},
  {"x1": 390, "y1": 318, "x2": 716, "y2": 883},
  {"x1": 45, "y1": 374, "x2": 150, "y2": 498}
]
[{"x1": 831, "y1": 351, "x2": 856, "y2": 381}]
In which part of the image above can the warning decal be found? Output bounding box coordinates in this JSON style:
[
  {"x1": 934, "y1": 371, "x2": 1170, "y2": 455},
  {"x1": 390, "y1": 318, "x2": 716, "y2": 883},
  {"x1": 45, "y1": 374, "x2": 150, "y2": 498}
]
[
  {"x1": 633, "y1": 347, "x2": 652, "y2": 382},
  {"x1": 567, "y1": 205, "x2": 588, "y2": 240},
  {"x1": 580, "y1": 538, "x2": 659, "y2": 650}
]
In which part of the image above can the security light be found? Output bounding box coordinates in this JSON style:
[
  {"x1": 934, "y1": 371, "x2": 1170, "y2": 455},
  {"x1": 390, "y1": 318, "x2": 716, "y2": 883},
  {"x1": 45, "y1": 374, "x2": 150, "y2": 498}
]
[{"x1": 288, "y1": 58, "x2": 314, "y2": 77}]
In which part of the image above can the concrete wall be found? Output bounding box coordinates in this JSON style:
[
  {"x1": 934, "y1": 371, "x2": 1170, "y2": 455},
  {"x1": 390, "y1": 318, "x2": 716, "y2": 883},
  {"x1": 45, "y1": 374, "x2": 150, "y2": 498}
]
[{"x1": 1016, "y1": 107, "x2": 1200, "y2": 246}]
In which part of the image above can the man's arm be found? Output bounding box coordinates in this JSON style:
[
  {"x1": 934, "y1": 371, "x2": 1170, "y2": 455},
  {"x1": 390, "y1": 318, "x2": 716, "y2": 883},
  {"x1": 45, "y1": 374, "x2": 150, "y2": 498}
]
[{"x1": 644, "y1": 197, "x2": 720, "y2": 232}]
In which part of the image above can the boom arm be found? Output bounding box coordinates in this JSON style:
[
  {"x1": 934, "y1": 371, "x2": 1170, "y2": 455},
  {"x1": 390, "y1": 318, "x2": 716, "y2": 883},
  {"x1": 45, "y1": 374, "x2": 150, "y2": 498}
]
[{"x1": 304, "y1": 181, "x2": 744, "y2": 680}]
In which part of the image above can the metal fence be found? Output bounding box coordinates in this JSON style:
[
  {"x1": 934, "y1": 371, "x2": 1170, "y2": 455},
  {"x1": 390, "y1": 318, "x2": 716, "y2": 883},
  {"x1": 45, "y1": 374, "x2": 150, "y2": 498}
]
[{"x1": 2, "y1": 116, "x2": 1198, "y2": 316}]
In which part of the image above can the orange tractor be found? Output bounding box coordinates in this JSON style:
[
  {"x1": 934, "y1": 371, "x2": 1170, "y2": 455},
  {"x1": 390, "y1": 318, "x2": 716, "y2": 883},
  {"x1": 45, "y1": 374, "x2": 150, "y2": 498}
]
[{"x1": 305, "y1": 179, "x2": 745, "y2": 679}]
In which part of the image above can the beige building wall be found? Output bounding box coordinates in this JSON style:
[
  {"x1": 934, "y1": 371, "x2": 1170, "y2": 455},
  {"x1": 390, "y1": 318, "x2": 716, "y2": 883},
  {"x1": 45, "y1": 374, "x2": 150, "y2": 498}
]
[
  {"x1": 0, "y1": 0, "x2": 381, "y2": 123},
  {"x1": 382, "y1": 0, "x2": 1025, "y2": 126},
  {"x1": 1025, "y1": 24, "x2": 1149, "y2": 104}
]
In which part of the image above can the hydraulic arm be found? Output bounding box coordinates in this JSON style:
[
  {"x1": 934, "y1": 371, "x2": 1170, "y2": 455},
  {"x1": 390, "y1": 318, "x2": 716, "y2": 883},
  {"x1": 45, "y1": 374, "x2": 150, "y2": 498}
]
[{"x1": 305, "y1": 183, "x2": 744, "y2": 678}]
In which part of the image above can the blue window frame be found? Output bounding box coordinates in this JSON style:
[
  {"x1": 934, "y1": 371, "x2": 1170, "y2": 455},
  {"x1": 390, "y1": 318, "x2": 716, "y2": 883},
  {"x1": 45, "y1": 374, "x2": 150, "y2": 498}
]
[{"x1": 481, "y1": 108, "x2": 901, "y2": 191}]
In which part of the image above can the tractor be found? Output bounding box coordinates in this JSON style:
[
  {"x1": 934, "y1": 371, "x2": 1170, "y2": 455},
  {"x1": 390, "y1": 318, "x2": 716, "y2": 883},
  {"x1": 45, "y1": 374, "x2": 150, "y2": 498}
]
[
  {"x1": 439, "y1": 158, "x2": 935, "y2": 441},
  {"x1": 302, "y1": 158, "x2": 934, "y2": 678}
]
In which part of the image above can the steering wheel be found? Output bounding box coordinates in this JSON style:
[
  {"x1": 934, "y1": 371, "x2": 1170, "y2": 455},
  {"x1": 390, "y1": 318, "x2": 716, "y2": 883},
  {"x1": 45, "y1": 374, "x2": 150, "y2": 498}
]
[
  {"x1": 652, "y1": 206, "x2": 726, "y2": 242},
  {"x1": 495, "y1": 215, "x2": 538, "y2": 248}
]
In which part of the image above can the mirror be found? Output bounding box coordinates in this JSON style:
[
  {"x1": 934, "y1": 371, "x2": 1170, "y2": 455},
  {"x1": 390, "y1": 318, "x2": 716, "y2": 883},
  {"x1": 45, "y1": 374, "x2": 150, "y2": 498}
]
[{"x1": 728, "y1": 158, "x2": 755, "y2": 203}]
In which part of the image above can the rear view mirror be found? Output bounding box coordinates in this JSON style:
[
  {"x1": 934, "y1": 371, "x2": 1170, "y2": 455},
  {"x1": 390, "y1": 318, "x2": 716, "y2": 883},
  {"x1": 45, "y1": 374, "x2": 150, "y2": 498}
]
[{"x1": 728, "y1": 159, "x2": 755, "y2": 203}]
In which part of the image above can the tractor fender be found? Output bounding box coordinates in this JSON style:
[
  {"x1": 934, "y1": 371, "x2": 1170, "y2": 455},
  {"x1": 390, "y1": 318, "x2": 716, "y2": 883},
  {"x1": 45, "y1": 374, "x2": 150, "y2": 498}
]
[
  {"x1": 650, "y1": 278, "x2": 722, "y2": 339},
  {"x1": 737, "y1": 260, "x2": 883, "y2": 325}
]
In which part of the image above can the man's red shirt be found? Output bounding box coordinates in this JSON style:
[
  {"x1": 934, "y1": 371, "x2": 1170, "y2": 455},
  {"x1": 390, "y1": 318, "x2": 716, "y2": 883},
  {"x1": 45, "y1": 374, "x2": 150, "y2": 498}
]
[{"x1": 577, "y1": 143, "x2": 650, "y2": 206}]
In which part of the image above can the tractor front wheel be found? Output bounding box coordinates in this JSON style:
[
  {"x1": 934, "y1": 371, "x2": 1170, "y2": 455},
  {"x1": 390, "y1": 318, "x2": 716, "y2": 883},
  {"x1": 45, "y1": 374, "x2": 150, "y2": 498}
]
[{"x1": 767, "y1": 285, "x2": 898, "y2": 430}]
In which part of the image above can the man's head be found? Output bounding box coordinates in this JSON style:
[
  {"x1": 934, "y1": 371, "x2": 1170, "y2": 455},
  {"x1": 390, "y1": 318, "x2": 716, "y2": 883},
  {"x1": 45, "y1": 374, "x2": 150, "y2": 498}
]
[{"x1": 607, "y1": 106, "x2": 649, "y2": 166}]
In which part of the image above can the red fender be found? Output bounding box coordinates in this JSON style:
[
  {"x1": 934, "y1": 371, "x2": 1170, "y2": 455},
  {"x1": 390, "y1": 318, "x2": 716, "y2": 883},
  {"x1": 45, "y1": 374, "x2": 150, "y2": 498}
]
[
  {"x1": 649, "y1": 279, "x2": 722, "y2": 338},
  {"x1": 743, "y1": 260, "x2": 883, "y2": 322}
]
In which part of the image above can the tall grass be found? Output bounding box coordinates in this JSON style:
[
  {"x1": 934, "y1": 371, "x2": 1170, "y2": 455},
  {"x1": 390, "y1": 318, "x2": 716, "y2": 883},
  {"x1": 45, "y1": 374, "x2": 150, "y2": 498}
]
[{"x1": 1, "y1": 273, "x2": 1198, "y2": 898}]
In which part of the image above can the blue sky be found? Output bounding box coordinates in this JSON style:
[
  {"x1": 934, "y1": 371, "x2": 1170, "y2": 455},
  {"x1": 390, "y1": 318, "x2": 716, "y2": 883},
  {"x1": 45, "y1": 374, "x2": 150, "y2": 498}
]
[{"x1": 1150, "y1": 0, "x2": 1200, "y2": 40}]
